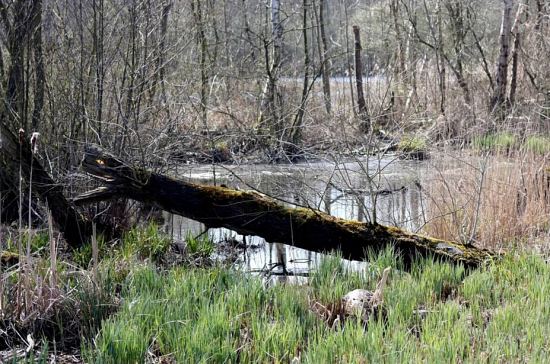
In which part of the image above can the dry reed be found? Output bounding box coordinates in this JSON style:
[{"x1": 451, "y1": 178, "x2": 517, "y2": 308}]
[{"x1": 422, "y1": 152, "x2": 549, "y2": 251}]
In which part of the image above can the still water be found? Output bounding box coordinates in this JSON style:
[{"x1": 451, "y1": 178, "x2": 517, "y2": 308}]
[{"x1": 164, "y1": 156, "x2": 429, "y2": 280}]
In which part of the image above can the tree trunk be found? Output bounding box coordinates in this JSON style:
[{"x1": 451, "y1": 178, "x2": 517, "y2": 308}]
[
  {"x1": 390, "y1": 0, "x2": 406, "y2": 85},
  {"x1": 343, "y1": 2, "x2": 356, "y2": 116},
  {"x1": 0, "y1": 122, "x2": 97, "y2": 247},
  {"x1": 75, "y1": 146, "x2": 497, "y2": 268},
  {"x1": 92, "y1": 0, "x2": 105, "y2": 139},
  {"x1": 151, "y1": 0, "x2": 172, "y2": 105},
  {"x1": 534, "y1": 0, "x2": 544, "y2": 32},
  {"x1": 470, "y1": 25, "x2": 494, "y2": 91},
  {"x1": 286, "y1": 0, "x2": 311, "y2": 157},
  {"x1": 5, "y1": 0, "x2": 27, "y2": 130},
  {"x1": 317, "y1": 0, "x2": 332, "y2": 114},
  {"x1": 436, "y1": 0, "x2": 446, "y2": 114},
  {"x1": 490, "y1": 0, "x2": 514, "y2": 113},
  {"x1": 443, "y1": 1, "x2": 471, "y2": 106},
  {"x1": 0, "y1": 170, "x2": 21, "y2": 223},
  {"x1": 352, "y1": 25, "x2": 369, "y2": 124},
  {"x1": 509, "y1": 2, "x2": 527, "y2": 106},
  {"x1": 192, "y1": 0, "x2": 209, "y2": 126},
  {"x1": 258, "y1": 0, "x2": 284, "y2": 154},
  {"x1": 0, "y1": 41, "x2": 4, "y2": 81},
  {"x1": 30, "y1": 0, "x2": 44, "y2": 131},
  {"x1": 241, "y1": 0, "x2": 257, "y2": 65}
]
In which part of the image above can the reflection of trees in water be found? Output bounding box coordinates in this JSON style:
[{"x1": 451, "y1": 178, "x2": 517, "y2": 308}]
[
  {"x1": 401, "y1": 188, "x2": 407, "y2": 225},
  {"x1": 164, "y1": 163, "x2": 427, "y2": 274},
  {"x1": 323, "y1": 185, "x2": 332, "y2": 215}
]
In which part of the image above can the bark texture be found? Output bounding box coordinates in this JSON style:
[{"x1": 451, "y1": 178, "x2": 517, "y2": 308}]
[
  {"x1": 491, "y1": 0, "x2": 514, "y2": 112},
  {"x1": 317, "y1": 0, "x2": 332, "y2": 114},
  {"x1": 352, "y1": 25, "x2": 369, "y2": 122},
  {"x1": 75, "y1": 146, "x2": 497, "y2": 268},
  {"x1": 0, "y1": 122, "x2": 94, "y2": 247}
]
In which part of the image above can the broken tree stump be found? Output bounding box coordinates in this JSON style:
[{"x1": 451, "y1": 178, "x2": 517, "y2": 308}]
[
  {"x1": 0, "y1": 121, "x2": 94, "y2": 247},
  {"x1": 75, "y1": 146, "x2": 497, "y2": 268}
]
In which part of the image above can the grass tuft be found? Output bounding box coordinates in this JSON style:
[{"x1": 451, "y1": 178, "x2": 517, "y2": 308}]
[
  {"x1": 82, "y1": 251, "x2": 550, "y2": 363},
  {"x1": 184, "y1": 230, "x2": 215, "y2": 257},
  {"x1": 5, "y1": 224, "x2": 550, "y2": 362},
  {"x1": 472, "y1": 132, "x2": 517, "y2": 151},
  {"x1": 398, "y1": 135, "x2": 429, "y2": 159},
  {"x1": 524, "y1": 135, "x2": 550, "y2": 155}
]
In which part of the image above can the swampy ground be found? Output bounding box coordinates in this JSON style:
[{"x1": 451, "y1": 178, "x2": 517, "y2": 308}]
[
  {"x1": 1, "y1": 134, "x2": 549, "y2": 363},
  {"x1": 1, "y1": 211, "x2": 550, "y2": 363}
]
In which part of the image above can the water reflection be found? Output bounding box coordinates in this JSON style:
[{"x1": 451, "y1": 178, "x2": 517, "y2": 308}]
[{"x1": 165, "y1": 158, "x2": 427, "y2": 279}]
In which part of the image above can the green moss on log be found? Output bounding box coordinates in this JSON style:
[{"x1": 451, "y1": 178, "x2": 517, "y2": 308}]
[{"x1": 78, "y1": 146, "x2": 499, "y2": 268}]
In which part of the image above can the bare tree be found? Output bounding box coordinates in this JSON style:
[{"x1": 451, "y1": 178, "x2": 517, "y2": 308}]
[
  {"x1": 150, "y1": 0, "x2": 173, "y2": 105},
  {"x1": 286, "y1": 0, "x2": 312, "y2": 157},
  {"x1": 2, "y1": 0, "x2": 27, "y2": 129},
  {"x1": 436, "y1": 0, "x2": 446, "y2": 114},
  {"x1": 257, "y1": 0, "x2": 285, "y2": 156},
  {"x1": 390, "y1": 0, "x2": 407, "y2": 85},
  {"x1": 31, "y1": 0, "x2": 44, "y2": 131},
  {"x1": 92, "y1": 0, "x2": 105, "y2": 140},
  {"x1": 192, "y1": 0, "x2": 209, "y2": 125},
  {"x1": 509, "y1": 1, "x2": 527, "y2": 106},
  {"x1": 490, "y1": 0, "x2": 514, "y2": 113},
  {"x1": 404, "y1": 0, "x2": 472, "y2": 106},
  {"x1": 352, "y1": 25, "x2": 369, "y2": 125},
  {"x1": 444, "y1": 1, "x2": 471, "y2": 105},
  {"x1": 316, "y1": 0, "x2": 332, "y2": 114}
]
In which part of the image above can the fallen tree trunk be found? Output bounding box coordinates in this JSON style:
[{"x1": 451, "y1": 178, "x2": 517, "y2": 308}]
[
  {"x1": 76, "y1": 146, "x2": 497, "y2": 268},
  {"x1": 0, "y1": 122, "x2": 94, "y2": 247}
]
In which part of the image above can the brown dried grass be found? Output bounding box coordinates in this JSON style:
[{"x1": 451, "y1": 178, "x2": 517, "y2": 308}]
[{"x1": 422, "y1": 152, "x2": 549, "y2": 251}]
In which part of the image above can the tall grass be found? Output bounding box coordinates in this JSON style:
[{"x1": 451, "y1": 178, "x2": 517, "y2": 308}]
[
  {"x1": 184, "y1": 230, "x2": 215, "y2": 257},
  {"x1": 87, "y1": 265, "x2": 315, "y2": 363},
  {"x1": 1, "y1": 221, "x2": 185, "y2": 360},
  {"x1": 472, "y1": 133, "x2": 550, "y2": 156},
  {"x1": 524, "y1": 135, "x2": 550, "y2": 155},
  {"x1": 423, "y1": 152, "x2": 549, "y2": 249},
  {"x1": 4, "y1": 223, "x2": 550, "y2": 362},
  {"x1": 84, "y1": 246, "x2": 550, "y2": 363},
  {"x1": 472, "y1": 132, "x2": 517, "y2": 152}
]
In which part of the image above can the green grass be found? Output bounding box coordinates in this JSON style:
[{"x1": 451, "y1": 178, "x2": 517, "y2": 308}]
[
  {"x1": 73, "y1": 233, "x2": 108, "y2": 267},
  {"x1": 472, "y1": 133, "x2": 550, "y2": 155},
  {"x1": 185, "y1": 230, "x2": 215, "y2": 257},
  {"x1": 472, "y1": 132, "x2": 517, "y2": 151},
  {"x1": 1, "y1": 230, "x2": 50, "y2": 255},
  {"x1": 82, "y1": 246, "x2": 550, "y2": 363},
  {"x1": 85, "y1": 265, "x2": 315, "y2": 363},
  {"x1": 73, "y1": 223, "x2": 171, "y2": 267},
  {"x1": 6, "y1": 226, "x2": 550, "y2": 362},
  {"x1": 397, "y1": 135, "x2": 429, "y2": 159},
  {"x1": 525, "y1": 135, "x2": 550, "y2": 154},
  {"x1": 121, "y1": 223, "x2": 172, "y2": 262},
  {"x1": 0, "y1": 223, "x2": 173, "y2": 360},
  {"x1": 398, "y1": 135, "x2": 428, "y2": 153}
]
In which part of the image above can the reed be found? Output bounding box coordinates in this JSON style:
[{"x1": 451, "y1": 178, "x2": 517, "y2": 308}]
[
  {"x1": 4, "y1": 224, "x2": 550, "y2": 362},
  {"x1": 423, "y1": 152, "x2": 549, "y2": 250},
  {"x1": 80, "y1": 247, "x2": 550, "y2": 363}
]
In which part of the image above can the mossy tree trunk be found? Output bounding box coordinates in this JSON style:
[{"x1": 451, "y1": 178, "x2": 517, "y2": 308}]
[{"x1": 75, "y1": 146, "x2": 497, "y2": 268}]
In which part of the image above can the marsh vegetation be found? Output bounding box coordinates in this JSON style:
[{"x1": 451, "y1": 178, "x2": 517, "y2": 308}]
[
  {"x1": 2, "y1": 226, "x2": 550, "y2": 362},
  {"x1": 0, "y1": 0, "x2": 549, "y2": 361}
]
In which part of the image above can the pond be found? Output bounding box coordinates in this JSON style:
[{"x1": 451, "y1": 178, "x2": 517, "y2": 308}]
[{"x1": 164, "y1": 155, "x2": 431, "y2": 281}]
